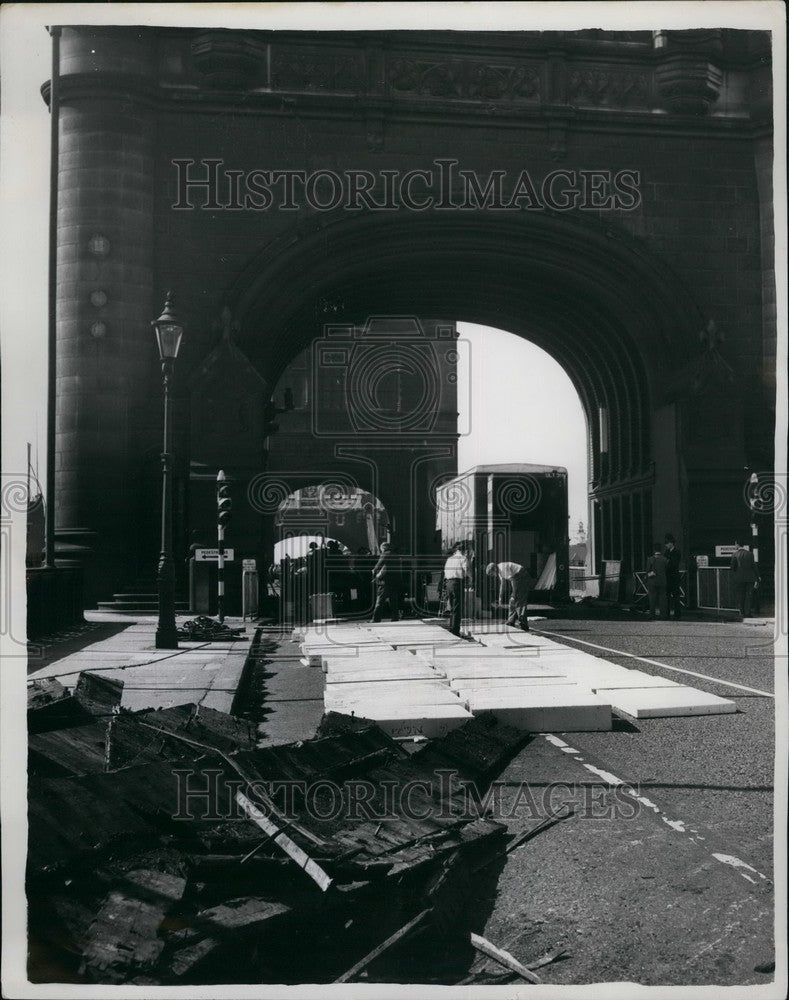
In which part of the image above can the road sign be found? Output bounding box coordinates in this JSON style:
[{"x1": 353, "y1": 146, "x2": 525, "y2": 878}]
[
  {"x1": 195, "y1": 548, "x2": 234, "y2": 561},
  {"x1": 695, "y1": 555, "x2": 709, "y2": 567},
  {"x1": 715, "y1": 545, "x2": 747, "y2": 557},
  {"x1": 242, "y1": 558, "x2": 256, "y2": 571}
]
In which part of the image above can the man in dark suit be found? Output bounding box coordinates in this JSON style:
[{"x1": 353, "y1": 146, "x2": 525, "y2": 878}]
[
  {"x1": 371, "y1": 542, "x2": 400, "y2": 622},
  {"x1": 663, "y1": 534, "x2": 682, "y2": 620},
  {"x1": 730, "y1": 539, "x2": 759, "y2": 617}
]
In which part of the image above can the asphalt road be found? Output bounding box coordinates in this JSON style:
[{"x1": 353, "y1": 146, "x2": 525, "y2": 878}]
[
  {"x1": 251, "y1": 615, "x2": 780, "y2": 987},
  {"x1": 478, "y1": 617, "x2": 778, "y2": 987}
]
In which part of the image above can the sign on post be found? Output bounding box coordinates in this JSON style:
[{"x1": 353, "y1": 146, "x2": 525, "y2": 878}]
[
  {"x1": 195, "y1": 548, "x2": 235, "y2": 561},
  {"x1": 242, "y1": 558, "x2": 257, "y2": 571},
  {"x1": 715, "y1": 545, "x2": 747, "y2": 557}
]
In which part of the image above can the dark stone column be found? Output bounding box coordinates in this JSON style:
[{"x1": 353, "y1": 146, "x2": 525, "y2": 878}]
[{"x1": 52, "y1": 28, "x2": 156, "y2": 602}]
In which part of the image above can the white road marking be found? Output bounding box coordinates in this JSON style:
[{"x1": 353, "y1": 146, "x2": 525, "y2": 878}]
[
  {"x1": 541, "y1": 734, "x2": 770, "y2": 886},
  {"x1": 712, "y1": 853, "x2": 769, "y2": 881},
  {"x1": 535, "y1": 630, "x2": 774, "y2": 698}
]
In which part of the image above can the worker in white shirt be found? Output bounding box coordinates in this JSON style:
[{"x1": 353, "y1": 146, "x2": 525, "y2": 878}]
[
  {"x1": 443, "y1": 542, "x2": 471, "y2": 637},
  {"x1": 486, "y1": 560, "x2": 535, "y2": 631}
]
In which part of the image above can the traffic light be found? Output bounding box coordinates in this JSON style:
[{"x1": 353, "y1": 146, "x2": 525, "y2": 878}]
[{"x1": 217, "y1": 470, "x2": 232, "y2": 528}]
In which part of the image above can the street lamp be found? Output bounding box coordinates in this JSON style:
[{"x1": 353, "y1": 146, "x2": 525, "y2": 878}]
[{"x1": 152, "y1": 292, "x2": 184, "y2": 649}]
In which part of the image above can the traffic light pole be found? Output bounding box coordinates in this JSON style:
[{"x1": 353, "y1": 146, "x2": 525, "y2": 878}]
[
  {"x1": 217, "y1": 469, "x2": 230, "y2": 623},
  {"x1": 155, "y1": 359, "x2": 178, "y2": 649},
  {"x1": 217, "y1": 524, "x2": 225, "y2": 623}
]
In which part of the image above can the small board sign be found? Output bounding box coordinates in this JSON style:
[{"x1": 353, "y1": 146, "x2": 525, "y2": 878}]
[
  {"x1": 242, "y1": 559, "x2": 257, "y2": 571},
  {"x1": 194, "y1": 548, "x2": 235, "y2": 561},
  {"x1": 695, "y1": 555, "x2": 709, "y2": 567},
  {"x1": 715, "y1": 545, "x2": 747, "y2": 557}
]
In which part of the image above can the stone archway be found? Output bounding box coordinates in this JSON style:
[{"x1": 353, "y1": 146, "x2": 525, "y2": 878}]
[{"x1": 231, "y1": 209, "x2": 703, "y2": 583}]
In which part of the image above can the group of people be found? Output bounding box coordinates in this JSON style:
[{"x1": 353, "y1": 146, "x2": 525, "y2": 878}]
[
  {"x1": 644, "y1": 534, "x2": 684, "y2": 620},
  {"x1": 370, "y1": 540, "x2": 537, "y2": 635},
  {"x1": 645, "y1": 534, "x2": 760, "y2": 619},
  {"x1": 442, "y1": 542, "x2": 535, "y2": 637},
  {"x1": 271, "y1": 540, "x2": 376, "y2": 615}
]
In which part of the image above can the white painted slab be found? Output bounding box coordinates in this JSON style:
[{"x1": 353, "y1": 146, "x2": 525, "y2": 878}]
[
  {"x1": 609, "y1": 686, "x2": 737, "y2": 718},
  {"x1": 418, "y1": 646, "x2": 543, "y2": 663},
  {"x1": 322, "y1": 651, "x2": 422, "y2": 668},
  {"x1": 591, "y1": 676, "x2": 682, "y2": 692},
  {"x1": 439, "y1": 663, "x2": 564, "y2": 681},
  {"x1": 470, "y1": 634, "x2": 556, "y2": 650},
  {"x1": 324, "y1": 684, "x2": 459, "y2": 706},
  {"x1": 327, "y1": 667, "x2": 445, "y2": 684},
  {"x1": 464, "y1": 686, "x2": 612, "y2": 732},
  {"x1": 451, "y1": 677, "x2": 576, "y2": 694}
]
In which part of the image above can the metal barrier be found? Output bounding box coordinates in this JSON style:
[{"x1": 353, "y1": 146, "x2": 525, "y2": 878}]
[
  {"x1": 632, "y1": 570, "x2": 687, "y2": 614},
  {"x1": 696, "y1": 566, "x2": 738, "y2": 613},
  {"x1": 242, "y1": 567, "x2": 259, "y2": 620},
  {"x1": 569, "y1": 567, "x2": 599, "y2": 598}
]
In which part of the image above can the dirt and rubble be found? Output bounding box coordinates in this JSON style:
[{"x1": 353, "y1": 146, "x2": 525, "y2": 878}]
[{"x1": 27, "y1": 664, "x2": 541, "y2": 986}]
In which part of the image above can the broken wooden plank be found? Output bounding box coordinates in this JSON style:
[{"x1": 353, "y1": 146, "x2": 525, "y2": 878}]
[
  {"x1": 137, "y1": 721, "x2": 327, "y2": 848},
  {"x1": 470, "y1": 932, "x2": 542, "y2": 984},
  {"x1": 79, "y1": 891, "x2": 167, "y2": 983},
  {"x1": 235, "y1": 791, "x2": 333, "y2": 892},
  {"x1": 195, "y1": 896, "x2": 291, "y2": 933},
  {"x1": 27, "y1": 677, "x2": 68, "y2": 709},
  {"x1": 504, "y1": 803, "x2": 576, "y2": 855},
  {"x1": 459, "y1": 946, "x2": 569, "y2": 985},
  {"x1": 116, "y1": 870, "x2": 186, "y2": 905},
  {"x1": 167, "y1": 936, "x2": 220, "y2": 979},
  {"x1": 334, "y1": 908, "x2": 432, "y2": 983}
]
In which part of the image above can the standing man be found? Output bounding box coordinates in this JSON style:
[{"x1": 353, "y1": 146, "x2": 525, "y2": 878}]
[
  {"x1": 730, "y1": 539, "x2": 759, "y2": 617},
  {"x1": 443, "y1": 542, "x2": 471, "y2": 637},
  {"x1": 486, "y1": 560, "x2": 535, "y2": 631},
  {"x1": 646, "y1": 542, "x2": 669, "y2": 619},
  {"x1": 371, "y1": 542, "x2": 400, "y2": 622},
  {"x1": 663, "y1": 533, "x2": 682, "y2": 620}
]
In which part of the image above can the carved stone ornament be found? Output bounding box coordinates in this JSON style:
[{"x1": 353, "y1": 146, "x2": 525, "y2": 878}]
[
  {"x1": 191, "y1": 31, "x2": 266, "y2": 89},
  {"x1": 270, "y1": 47, "x2": 365, "y2": 93},
  {"x1": 388, "y1": 57, "x2": 541, "y2": 102},
  {"x1": 568, "y1": 68, "x2": 649, "y2": 108},
  {"x1": 654, "y1": 31, "x2": 724, "y2": 115}
]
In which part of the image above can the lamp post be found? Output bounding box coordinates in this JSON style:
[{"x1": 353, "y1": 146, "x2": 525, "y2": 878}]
[{"x1": 152, "y1": 292, "x2": 184, "y2": 649}]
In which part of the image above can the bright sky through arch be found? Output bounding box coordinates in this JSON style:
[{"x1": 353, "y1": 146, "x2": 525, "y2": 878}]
[{"x1": 456, "y1": 322, "x2": 588, "y2": 538}]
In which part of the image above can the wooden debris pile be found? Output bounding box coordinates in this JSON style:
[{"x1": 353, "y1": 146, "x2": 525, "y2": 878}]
[{"x1": 27, "y1": 691, "x2": 530, "y2": 985}]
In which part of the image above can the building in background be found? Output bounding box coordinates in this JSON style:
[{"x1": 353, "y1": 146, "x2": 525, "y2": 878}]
[{"x1": 43, "y1": 26, "x2": 775, "y2": 609}]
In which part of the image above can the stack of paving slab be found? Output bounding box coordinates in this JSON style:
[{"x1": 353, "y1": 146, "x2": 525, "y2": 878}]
[
  {"x1": 421, "y1": 638, "x2": 611, "y2": 732},
  {"x1": 467, "y1": 627, "x2": 737, "y2": 720},
  {"x1": 303, "y1": 621, "x2": 736, "y2": 737},
  {"x1": 301, "y1": 621, "x2": 472, "y2": 738}
]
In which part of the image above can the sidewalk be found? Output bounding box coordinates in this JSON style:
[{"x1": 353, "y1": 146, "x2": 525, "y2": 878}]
[{"x1": 27, "y1": 612, "x2": 256, "y2": 714}]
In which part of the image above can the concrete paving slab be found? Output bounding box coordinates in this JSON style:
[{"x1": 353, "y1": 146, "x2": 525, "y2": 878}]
[
  {"x1": 326, "y1": 667, "x2": 445, "y2": 684},
  {"x1": 609, "y1": 686, "x2": 738, "y2": 718},
  {"x1": 417, "y1": 645, "x2": 543, "y2": 662},
  {"x1": 321, "y1": 652, "x2": 419, "y2": 672},
  {"x1": 26, "y1": 620, "x2": 253, "y2": 712},
  {"x1": 437, "y1": 662, "x2": 563, "y2": 680},
  {"x1": 324, "y1": 680, "x2": 459, "y2": 702},
  {"x1": 463, "y1": 686, "x2": 612, "y2": 732},
  {"x1": 591, "y1": 676, "x2": 682, "y2": 691},
  {"x1": 450, "y1": 676, "x2": 576, "y2": 693}
]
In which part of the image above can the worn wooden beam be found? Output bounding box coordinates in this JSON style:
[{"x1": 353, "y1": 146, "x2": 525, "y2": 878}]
[
  {"x1": 236, "y1": 791, "x2": 333, "y2": 892},
  {"x1": 334, "y1": 908, "x2": 432, "y2": 983},
  {"x1": 470, "y1": 932, "x2": 542, "y2": 984}
]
